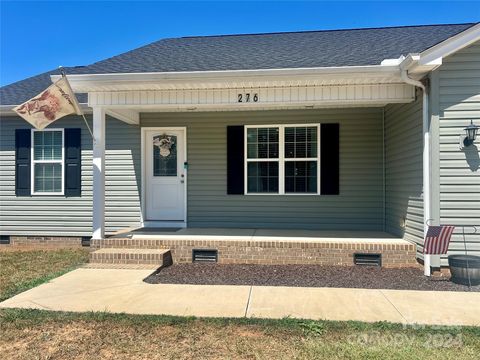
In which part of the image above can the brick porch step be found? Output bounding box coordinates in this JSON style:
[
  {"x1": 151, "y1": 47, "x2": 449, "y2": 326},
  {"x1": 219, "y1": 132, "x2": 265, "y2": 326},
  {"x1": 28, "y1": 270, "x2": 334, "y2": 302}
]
[
  {"x1": 89, "y1": 248, "x2": 172, "y2": 268},
  {"x1": 83, "y1": 263, "x2": 161, "y2": 270}
]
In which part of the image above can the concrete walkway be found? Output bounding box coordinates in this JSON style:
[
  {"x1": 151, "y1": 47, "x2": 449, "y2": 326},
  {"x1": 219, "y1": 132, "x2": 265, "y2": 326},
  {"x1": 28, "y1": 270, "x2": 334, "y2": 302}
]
[{"x1": 1, "y1": 268, "x2": 479, "y2": 326}]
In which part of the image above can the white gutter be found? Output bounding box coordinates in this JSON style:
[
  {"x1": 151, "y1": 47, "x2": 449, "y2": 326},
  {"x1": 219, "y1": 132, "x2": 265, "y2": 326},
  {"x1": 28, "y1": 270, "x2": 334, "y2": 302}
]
[
  {"x1": 51, "y1": 64, "x2": 400, "y2": 82},
  {"x1": 400, "y1": 56, "x2": 431, "y2": 276}
]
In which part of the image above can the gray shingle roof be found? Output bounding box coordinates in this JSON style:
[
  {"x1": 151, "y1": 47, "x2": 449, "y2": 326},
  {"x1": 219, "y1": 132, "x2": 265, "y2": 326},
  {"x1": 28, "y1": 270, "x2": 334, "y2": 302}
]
[
  {"x1": 1, "y1": 23, "x2": 476, "y2": 105},
  {"x1": 0, "y1": 68, "x2": 88, "y2": 106}
]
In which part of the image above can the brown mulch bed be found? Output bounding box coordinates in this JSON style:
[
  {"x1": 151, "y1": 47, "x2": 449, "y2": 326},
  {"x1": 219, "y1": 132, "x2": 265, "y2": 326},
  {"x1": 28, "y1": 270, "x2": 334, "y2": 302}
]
[{"x1": 144, "y1": 263, "x2": 480, "y2": 292}]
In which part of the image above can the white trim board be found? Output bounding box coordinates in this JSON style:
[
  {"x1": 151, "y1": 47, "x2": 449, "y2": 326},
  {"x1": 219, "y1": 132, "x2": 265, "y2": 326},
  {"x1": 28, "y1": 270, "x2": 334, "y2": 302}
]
[
  {"x1": 401, "y1": 23, "x2": 480, "y2": 79},
  {"x1": 419, "y1": 23, "x2": 480, "y2": 66}
]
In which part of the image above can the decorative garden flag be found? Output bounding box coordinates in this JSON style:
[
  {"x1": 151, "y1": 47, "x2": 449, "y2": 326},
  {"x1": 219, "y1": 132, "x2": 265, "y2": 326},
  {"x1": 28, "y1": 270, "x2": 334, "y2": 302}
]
[
  {"x1": 13, "y1": 77, "x2": 83, "y2": 130},
  {"x1": 424, "y1": 225, "x2": 455, "y2": 255}
]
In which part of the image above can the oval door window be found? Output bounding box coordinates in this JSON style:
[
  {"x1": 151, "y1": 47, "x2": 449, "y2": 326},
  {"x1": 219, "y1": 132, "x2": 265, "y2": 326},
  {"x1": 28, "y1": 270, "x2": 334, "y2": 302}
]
[{"x1": 153, "y1": 134, "x2": 177, "y2": 176}]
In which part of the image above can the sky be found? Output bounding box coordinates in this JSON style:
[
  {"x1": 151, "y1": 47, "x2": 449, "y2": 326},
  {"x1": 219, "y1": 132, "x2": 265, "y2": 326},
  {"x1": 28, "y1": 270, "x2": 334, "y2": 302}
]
[{"x1": 1, "y1": 0, "x2": 479, "y2": 86}]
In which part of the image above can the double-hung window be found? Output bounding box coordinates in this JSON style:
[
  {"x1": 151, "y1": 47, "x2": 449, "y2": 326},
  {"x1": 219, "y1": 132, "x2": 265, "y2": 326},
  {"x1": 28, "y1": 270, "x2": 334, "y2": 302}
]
[
  {"x1": 246, "y1": 126, "x2": 280, "y2": 193},
  {"x1": 31, "y1": 129, "x2": 64, "y2": 195},
  {"x1": 245, "y1": 124, "x2": 320, "y2": 195}
]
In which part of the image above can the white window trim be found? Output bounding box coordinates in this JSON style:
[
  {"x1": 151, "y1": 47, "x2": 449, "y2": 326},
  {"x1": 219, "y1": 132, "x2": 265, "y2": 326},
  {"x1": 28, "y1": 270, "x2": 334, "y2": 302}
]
[
  {"x1": 31, "y1": 128, "x2": 65, "y2": 196},
  {"x1": 244, "y1": 124, "x2": 321, "y2": 195}
]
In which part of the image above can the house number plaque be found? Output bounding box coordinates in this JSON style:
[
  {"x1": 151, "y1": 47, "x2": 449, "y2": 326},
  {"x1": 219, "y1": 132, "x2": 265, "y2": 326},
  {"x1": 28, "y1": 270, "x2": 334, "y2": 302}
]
[{"x1": 237, "y1": 93, "x2": 259, "y2": 103}]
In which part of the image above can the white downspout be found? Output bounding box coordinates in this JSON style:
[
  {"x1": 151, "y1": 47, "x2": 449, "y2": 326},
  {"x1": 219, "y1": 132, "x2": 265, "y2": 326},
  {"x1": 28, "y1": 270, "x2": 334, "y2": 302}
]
[{"x1": 400, "y1": 69, "x2": 431, "y2": 276}]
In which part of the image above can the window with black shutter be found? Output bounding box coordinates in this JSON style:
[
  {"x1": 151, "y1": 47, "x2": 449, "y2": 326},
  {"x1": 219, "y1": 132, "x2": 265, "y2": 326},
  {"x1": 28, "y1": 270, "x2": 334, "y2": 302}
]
[
  {"x1": 245, "y1": 124, "x2": 320, "y2": 195},
  {"x1": 15, "y1": 128, "x2": 81, "y2": 197},
  {"x1": 226, "y1": 123, "x2": 340, "y2": 196},
  {"x1": 31, "y1": 129, "x2": 64, "y2": 194}
]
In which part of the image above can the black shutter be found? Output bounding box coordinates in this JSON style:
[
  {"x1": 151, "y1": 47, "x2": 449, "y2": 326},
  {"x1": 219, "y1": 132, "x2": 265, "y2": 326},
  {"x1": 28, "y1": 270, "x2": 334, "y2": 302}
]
[
  {"x1": 321, "y1": 123, "x2": 340, "y2": 195},
  {"x1": 64, "y1": 128, "x2": 82, "y2": 197},
  {"x1": 227, "y1": 125, "x2": 244, "y2": 194},
  {"x1": 15, "y1": 129, "x2": 31, "y2": 196}
]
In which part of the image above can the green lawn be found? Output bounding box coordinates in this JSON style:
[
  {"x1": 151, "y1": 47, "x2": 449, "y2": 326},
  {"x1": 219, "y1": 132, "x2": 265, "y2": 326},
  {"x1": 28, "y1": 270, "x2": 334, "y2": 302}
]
[
  {"x1": 0, "y1": 248, "x2": 479, "y2": 359},
  {"x1": 1, "y1": 309, "x2": 479, "y2": 360},
  {"x1": 0, "y1": 248, "x2": 89, "y2": 301}
]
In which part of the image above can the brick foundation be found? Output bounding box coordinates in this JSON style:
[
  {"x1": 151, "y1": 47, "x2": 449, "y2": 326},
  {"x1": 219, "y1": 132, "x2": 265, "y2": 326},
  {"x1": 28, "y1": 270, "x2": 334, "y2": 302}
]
[
  {"x1": 5, "y1": 236, "x2": 85, "y2": 248},
  {"x1": 92, "y1": 238, "x2": 417, "y2": 268},
  {"x1": 89, "y1": 248, "x2": 172, "y2": 266}
]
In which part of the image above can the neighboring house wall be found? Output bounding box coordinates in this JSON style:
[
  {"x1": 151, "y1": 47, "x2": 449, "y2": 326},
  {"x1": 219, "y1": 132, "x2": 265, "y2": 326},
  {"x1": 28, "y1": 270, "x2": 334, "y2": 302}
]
[
  {"x1": 141, "y1": 108, "x2": 385, "y2": 230},
  {"x1": 0, "y1": 115, "x2": 141, "y2": 236},
  {"x1": 384, "y1": 91, "x2": 424, "y2": 252},
  {"x1": 433, "y1": 40, "x2": 480, "y2": 262}
]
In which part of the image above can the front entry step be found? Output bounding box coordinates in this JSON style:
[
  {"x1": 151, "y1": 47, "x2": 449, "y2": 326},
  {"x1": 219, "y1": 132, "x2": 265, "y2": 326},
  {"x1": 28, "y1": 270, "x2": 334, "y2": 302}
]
[{"x1": 87, "y1": 248, "x2": 172, "y2": 269}]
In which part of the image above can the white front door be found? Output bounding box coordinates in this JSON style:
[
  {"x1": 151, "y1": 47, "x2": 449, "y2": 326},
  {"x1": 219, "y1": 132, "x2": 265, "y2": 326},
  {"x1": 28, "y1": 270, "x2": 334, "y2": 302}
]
[{"x1": 145, "y1": 129, "x2": 186, "y2": 221}]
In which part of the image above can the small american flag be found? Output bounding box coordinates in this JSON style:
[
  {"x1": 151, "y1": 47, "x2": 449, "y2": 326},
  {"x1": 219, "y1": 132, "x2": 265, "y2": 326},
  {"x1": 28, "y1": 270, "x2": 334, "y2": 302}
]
[{"x1": 424, "y1": 225, "x2": 455, "y2": 254}]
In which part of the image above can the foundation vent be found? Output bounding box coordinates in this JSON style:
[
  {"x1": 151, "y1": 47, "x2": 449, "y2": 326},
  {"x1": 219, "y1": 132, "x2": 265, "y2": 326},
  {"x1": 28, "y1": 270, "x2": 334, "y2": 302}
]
[
  {"x1": 81, "y1": 237, "x2": 91, "y2": 247},
  {"x1": 192, "y1": 249, "x2": 218, "y2": 263},
  {"x1": 354, "y1": 253, "x2": 382, "y2": 267},
  {"x1": 0, "y1": 235, "x2": 10, "y2": 245}
]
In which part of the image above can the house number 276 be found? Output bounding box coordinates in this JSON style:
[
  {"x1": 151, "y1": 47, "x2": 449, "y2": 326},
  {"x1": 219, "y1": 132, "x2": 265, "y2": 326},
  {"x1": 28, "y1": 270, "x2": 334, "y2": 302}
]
[{"x1": 238, "y1": 93, "x2": 259, "y2": 103}]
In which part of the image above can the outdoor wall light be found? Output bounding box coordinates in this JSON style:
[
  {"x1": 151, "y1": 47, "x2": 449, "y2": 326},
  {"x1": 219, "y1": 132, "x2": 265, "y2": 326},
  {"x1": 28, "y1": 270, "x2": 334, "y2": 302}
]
[{"x1": 463, "y1": 120, "x2": 479, "y2": 147}]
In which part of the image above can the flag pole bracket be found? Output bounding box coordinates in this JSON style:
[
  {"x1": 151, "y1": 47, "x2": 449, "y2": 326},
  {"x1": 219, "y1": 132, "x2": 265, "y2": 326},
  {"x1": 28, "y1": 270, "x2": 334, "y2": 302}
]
[{"x1": 58, "y1": 66, "x2": 95, "y2": 142}]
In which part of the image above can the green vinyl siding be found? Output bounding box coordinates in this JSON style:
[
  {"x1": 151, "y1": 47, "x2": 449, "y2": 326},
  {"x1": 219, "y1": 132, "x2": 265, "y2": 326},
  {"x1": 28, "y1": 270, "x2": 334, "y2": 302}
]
[
  {"x1": 0, "y1": 115, "x2": 141, "y2": 236},
  {"x1": 141, "y1": 108, "x2": 384, "y2": 230},
  {"x1": 436, "y1": 40, "x2": 480, "y2": 262},
  {"x1": 384, "y1": 91, "x2": 424, "y2": 252}
]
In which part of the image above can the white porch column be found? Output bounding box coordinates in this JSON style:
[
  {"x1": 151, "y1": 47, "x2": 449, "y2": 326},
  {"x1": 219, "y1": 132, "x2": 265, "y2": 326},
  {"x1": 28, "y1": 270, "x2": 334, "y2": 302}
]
[
  {"x1": 92, "y1": 107, "x2": 106, "y2": 240},
  {"x1": 422, "y1": 91, "x2": 432, "y2": 276}
]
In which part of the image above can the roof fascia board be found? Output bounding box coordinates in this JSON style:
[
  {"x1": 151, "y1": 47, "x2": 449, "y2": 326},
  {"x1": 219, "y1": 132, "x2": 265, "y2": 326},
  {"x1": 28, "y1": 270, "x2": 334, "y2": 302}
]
[
  {"x1": 418, "y1": 23, "x2": 480, "y2": 65},
  {"x1": 381, "y1": 24, "x2": 479, "y2": 80},
  {"x1": 52, "y1": 64, "x2": 399, "y2": 81}
]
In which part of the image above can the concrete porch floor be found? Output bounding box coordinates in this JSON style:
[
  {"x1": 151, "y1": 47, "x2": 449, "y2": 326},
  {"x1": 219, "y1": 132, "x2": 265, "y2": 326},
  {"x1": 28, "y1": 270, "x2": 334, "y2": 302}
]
[{"x1": 111, "y1": 228, "x2": 406, "y2": 244}]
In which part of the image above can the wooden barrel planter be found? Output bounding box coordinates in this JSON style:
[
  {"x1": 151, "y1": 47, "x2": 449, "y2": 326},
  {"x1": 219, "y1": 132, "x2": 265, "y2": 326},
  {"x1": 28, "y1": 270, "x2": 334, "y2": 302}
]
[{"x1": 448, "y1": 255, "x2": 480, "y2": 286}]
